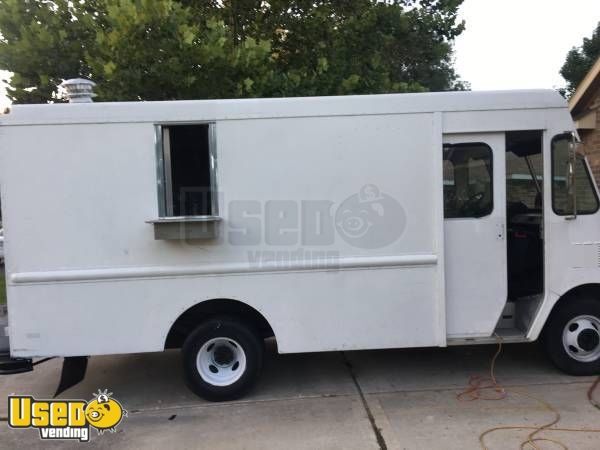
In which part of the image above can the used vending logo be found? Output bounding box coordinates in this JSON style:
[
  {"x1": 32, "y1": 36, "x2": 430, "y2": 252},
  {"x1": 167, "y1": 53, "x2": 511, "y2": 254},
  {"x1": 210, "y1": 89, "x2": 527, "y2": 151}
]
[
  {"x1": 335, "y1": 184, "x2": 406, "y2": 249},
  {"x1": 7, "y1": 389, "x2": 126, "y2": 442}
]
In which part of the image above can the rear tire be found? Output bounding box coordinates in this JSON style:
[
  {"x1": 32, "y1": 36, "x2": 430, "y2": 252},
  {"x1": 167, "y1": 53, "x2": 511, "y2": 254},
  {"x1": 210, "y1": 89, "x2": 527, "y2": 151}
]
[
  {"x1": 182, "y1": 317, "x2": 263, "y2": 401},
  {"x1": 542, "y1": 296, "x2": 600, "y2": 375}
]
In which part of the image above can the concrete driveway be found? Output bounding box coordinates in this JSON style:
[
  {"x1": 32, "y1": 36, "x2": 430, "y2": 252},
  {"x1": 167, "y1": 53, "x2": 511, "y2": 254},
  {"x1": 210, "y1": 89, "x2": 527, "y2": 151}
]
[{"x1": 1, "y1": 342, "x2": 599, "y2": 449}]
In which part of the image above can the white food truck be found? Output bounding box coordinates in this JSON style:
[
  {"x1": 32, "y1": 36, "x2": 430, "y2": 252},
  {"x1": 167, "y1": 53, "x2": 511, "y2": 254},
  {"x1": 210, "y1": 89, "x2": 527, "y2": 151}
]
[{"x1": 1, "y1": 88, "x2": 599, "y2": 401}]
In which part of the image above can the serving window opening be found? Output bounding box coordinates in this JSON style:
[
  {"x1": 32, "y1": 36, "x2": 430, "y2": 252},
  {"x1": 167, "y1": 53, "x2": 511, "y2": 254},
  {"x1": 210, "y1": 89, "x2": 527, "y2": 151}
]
[
  {"x1": 150, "y1": 123, "x2": 219, "y2": 240},
  {"x1": 158, "y1": 123, "x2": 217, "y2": 218}
]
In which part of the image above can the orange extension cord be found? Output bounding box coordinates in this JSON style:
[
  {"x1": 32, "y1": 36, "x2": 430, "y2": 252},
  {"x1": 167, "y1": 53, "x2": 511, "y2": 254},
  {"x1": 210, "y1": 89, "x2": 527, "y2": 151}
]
[
  {"x1": 589, "y1": 377, "x2": 600, "y2": 411},
  {"x1": 457, "y1": 336, "x2": 600, "y2": 450}
]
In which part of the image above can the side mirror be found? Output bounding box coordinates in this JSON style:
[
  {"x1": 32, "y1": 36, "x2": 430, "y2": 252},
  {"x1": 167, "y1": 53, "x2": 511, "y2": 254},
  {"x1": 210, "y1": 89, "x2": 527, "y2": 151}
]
[
  {"x1": 566, "y1": 159, "x2": 574, "y2": 196},
  {"x1": 565, "y1": 140, "x2": 578, "y2": 220}
]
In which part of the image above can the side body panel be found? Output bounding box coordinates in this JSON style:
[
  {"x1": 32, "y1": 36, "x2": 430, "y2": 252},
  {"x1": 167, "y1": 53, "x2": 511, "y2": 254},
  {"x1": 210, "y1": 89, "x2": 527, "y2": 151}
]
[{"x1": 1, "y1": 113, "x2": 446, "y2": 356}]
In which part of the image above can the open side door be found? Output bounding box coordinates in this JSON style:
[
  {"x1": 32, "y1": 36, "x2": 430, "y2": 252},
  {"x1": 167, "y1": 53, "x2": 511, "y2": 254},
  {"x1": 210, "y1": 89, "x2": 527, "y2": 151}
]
[{"x1": 443, "y1": 133, "x2": 508, "y2": 338}]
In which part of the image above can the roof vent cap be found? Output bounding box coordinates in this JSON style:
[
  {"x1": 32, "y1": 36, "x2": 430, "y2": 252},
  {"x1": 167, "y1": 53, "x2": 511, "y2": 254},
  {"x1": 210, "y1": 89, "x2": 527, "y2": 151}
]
[{"x1": 59, "y1": 78, "x2": 97, "y2": 103}]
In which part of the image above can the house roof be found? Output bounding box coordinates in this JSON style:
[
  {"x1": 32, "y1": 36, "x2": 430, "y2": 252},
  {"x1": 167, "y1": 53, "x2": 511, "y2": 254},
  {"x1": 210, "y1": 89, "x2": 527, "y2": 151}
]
[{"x1": 569, "y1": 56, "x2": 600, "y2": 119}]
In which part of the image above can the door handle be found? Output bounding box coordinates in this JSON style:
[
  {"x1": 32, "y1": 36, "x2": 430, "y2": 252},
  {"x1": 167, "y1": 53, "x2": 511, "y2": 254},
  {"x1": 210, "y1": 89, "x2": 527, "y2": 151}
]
[{"x1": 496, "y1": 223, "x2": 505, "y2": 241}]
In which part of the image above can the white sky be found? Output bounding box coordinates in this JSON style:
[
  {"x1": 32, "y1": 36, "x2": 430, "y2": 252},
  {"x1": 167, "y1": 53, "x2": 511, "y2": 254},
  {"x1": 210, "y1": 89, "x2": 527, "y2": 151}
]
[
  {"x1": 0, "y1": 0, "x2": 599, "y2": 105},
  {"x1": 455, "y1": 0, "x2": 600, "y2": 90}
]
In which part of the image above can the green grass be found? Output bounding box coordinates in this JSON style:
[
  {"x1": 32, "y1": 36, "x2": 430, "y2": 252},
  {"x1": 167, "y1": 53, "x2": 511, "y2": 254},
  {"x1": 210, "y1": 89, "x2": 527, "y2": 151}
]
[{"x1": 0, "y1": 267, "x2": 5, "y2": 305}]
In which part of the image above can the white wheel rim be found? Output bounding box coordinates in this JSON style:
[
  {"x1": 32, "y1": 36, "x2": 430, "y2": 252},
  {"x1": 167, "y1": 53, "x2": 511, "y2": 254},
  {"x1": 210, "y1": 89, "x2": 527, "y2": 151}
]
[
  {"x1": 196, "y1": 337, "x2": 247, "y2": 386},
  {"x1": 562, "y1": 315, "x2": 600, "y2": 362}
]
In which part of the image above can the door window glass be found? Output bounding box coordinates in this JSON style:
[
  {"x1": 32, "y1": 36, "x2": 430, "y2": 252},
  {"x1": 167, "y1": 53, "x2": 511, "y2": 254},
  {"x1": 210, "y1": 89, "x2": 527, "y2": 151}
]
[{"x1": 443, "y1": 144, "x2": 493, "y2": 218}]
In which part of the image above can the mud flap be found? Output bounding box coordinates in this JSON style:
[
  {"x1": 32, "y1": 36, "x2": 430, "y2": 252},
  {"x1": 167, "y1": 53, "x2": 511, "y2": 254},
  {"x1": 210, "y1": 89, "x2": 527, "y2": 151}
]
[{"x1": 55, "y1": 356, "x2": 88, "y2": 397}]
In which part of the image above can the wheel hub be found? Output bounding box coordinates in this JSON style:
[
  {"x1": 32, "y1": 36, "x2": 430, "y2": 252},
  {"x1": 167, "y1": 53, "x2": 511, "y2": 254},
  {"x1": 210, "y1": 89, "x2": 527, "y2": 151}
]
[
  {"x1": 213, "y1": 345, "x2": 234, "y2": 366},
  {"x1": 562, "y1": 315, "x2": 600, "y2": 362},
  {"x1": 196, "y1": 337, "x2": 247, "y2": 387},
  {"x1": 578, "y1": 329, "x2": 600, "y2": 352}
]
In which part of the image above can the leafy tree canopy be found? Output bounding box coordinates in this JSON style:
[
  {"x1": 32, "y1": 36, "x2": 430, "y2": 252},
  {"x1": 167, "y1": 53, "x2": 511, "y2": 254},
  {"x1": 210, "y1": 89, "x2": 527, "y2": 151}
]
[
  {"x1": 560, "y1": 22, "x2": 600, "y2": 97},
  {"x1": 0, "y1": 0, "x2": 467, "y2": 103}
]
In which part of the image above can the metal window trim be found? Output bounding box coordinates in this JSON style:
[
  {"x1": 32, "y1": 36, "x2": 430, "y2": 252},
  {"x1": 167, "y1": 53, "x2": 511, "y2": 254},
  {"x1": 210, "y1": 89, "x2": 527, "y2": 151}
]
[
  {"x1": 163, "y1": 127, "x2": 174, "y2": 216},
  {"x1": 154, "y1": 125, "x2": 167, "y2": 217},
  {"x1": 156, "y1": 122, "x2": 218, "y2": 218},
  {"x1": 146, "y1": 215, "x2": 222, "y2": 224},
  {"x1": 208, "y1": 123, "x2": 219, "y2": 217}
]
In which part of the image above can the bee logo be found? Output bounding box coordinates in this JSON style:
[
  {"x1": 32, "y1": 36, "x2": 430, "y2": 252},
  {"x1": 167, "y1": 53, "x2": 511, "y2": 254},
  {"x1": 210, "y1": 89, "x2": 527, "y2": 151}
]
[
  {"x1": 336, "y1": 185, "x2": 406, "y2": 249},
  {"x1": 84, "y1": 389, "x2": 127, "y2": 434}
]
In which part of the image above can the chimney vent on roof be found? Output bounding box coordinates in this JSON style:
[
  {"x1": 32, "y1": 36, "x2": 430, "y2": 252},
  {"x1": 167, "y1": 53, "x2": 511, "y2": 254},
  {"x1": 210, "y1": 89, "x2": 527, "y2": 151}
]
[{"x1": 59, "y1": 78, "x2": 97, "y2": 103}]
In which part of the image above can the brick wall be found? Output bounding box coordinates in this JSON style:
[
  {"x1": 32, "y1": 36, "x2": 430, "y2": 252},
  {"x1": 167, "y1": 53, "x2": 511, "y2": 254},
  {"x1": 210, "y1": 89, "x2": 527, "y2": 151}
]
[{"x1": 580, "y1": 89, "x2": 600, "y2": 184}]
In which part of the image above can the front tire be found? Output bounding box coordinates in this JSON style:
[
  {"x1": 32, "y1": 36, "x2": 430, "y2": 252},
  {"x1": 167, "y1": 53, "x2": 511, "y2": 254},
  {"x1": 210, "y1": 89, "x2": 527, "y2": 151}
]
[
  {"x1": 543, "y1": 296, "x2": 600, "y2": 375},
  {"x1": 182, "y1": 317, "x2": 263, "y2": 401}
]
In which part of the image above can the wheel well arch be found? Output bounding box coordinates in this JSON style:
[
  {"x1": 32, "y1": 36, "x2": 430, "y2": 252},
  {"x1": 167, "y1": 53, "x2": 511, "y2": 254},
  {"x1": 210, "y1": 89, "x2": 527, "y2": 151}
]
[
  {"x1": 164, "y1": 298, "x2": 275, "y2": 349},
  {"x1": 546, "y1": 284, "x2": 600, "y2": 321},
  {"x1": 556, "y1": 283, "x2": 600, "y2": 305}
]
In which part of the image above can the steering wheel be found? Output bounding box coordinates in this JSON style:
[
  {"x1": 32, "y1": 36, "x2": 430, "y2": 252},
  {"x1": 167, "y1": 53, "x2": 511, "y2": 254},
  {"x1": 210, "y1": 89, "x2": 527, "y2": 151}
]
[{"x1": 460, "y1": 192, "x2": 485, "y2": 215}]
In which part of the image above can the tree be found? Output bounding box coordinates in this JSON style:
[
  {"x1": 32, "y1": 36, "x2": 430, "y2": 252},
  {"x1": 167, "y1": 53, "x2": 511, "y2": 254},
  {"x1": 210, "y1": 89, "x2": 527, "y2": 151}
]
[
  {"x1": 0, "y1": 0, "x2": 102, "y2": 103},
  {"x1": 87, "y1": 1, "x2": 279, "y2": 101},
  {"x1": 560, "y1": 22, "x2": 600, "y2": 97},
  {"x1": 0, "y1": 0, "x2": 467, "y2": 103}
]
